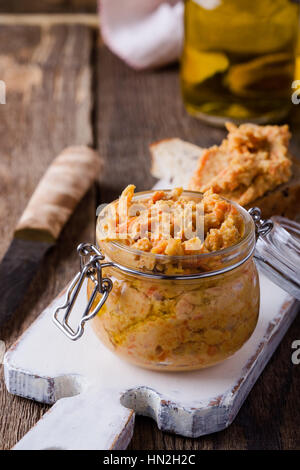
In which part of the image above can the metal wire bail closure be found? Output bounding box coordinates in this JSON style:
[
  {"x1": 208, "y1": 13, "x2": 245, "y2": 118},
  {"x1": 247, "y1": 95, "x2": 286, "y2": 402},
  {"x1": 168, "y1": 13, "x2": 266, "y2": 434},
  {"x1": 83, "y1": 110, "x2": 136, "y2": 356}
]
[
  {"x1": 249, "y1": 208, "x2": 300, "y2": 300},
  {"x1": 53, "y1": 243, "x2": 113, "y2": 341}
]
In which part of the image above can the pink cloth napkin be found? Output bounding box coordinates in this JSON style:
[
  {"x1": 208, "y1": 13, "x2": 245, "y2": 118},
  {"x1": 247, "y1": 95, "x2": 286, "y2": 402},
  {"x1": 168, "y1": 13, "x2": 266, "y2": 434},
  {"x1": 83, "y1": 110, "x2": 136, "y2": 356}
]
[{"x1": 99, "y1": 0, "x2": 184, "y2": 69}]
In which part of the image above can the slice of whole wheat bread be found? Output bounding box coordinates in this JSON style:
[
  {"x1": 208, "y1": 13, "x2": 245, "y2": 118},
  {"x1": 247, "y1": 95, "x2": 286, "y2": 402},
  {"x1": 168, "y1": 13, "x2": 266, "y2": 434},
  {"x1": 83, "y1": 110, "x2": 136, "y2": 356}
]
[
  {"x1": 244, "y1": 158, "x2": 300, "y2": 220},
  {"x1": 150, "y1": 138, "x2": 300, "y2": 220}
]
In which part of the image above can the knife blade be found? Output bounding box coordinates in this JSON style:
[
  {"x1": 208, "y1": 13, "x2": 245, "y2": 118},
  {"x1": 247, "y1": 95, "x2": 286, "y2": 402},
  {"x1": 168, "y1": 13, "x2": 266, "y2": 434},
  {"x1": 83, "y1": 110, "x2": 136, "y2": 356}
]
[{"x1": 0, "y1": 146, "x2": 100, "y2": 329}]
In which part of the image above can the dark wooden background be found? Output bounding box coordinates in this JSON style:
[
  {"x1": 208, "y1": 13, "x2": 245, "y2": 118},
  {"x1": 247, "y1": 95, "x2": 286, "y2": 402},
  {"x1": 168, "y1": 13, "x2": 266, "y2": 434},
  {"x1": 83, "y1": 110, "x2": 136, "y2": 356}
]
[{"x1": 0, "y1": 2, "x2": 299, "y2": 450}]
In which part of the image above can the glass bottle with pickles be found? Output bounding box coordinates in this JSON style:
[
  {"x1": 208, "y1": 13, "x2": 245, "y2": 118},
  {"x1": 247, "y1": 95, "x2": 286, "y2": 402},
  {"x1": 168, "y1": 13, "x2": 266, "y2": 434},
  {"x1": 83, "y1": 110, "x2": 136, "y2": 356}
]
[{"x1": 181, "y1": 0, "x2": 299, "y2": 125}]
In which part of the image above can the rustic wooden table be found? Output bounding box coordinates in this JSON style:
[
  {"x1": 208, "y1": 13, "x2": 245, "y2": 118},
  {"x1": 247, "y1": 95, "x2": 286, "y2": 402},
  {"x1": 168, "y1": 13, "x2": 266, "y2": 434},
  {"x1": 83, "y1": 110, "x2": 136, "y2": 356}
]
[{"x1": 0, "y1": 13, "x2": 299, "y2": 450}]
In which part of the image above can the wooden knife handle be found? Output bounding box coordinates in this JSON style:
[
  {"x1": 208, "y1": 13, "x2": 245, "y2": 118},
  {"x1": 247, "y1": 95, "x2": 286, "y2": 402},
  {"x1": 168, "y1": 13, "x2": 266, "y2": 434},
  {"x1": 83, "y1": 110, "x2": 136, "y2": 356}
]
[{"x1": 15, "y1": 146, "x2": 101, "y2": 241}]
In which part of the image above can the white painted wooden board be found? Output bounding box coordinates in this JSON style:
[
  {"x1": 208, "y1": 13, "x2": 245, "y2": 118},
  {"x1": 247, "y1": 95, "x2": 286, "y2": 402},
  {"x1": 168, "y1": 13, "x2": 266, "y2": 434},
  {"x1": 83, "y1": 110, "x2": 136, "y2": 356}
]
[
  {"x1": 4, "y1": 273, "x2": 298, "y2": 450},
  {"x1": 4, "y1": 177, "x2": 299, "y2": 449}
]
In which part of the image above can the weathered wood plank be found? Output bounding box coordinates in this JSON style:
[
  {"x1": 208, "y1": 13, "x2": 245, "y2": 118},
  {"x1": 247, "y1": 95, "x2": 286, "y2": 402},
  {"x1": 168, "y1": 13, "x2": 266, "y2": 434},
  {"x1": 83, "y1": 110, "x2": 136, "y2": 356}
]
[
  {"x1": 0, "y1": 23, "x2": 96, "y2": 450},
  {"x1": 96, "y1": 45, "x2": 300, "y2": 450}
]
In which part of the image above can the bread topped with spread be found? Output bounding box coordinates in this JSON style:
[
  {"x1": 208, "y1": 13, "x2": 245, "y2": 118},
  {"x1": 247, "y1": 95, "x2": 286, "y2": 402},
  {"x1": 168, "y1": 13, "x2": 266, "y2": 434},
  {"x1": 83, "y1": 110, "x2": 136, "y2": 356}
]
[{"x1": 150, "y1": 123, "x2": 300, "y2": 220}]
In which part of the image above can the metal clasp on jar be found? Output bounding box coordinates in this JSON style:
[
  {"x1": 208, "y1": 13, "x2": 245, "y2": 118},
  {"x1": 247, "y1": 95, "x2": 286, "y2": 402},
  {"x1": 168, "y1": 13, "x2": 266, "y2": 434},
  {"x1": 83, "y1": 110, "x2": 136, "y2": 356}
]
[{"x1": 53, "y1": 243, "x2": 113, "y2": 340}]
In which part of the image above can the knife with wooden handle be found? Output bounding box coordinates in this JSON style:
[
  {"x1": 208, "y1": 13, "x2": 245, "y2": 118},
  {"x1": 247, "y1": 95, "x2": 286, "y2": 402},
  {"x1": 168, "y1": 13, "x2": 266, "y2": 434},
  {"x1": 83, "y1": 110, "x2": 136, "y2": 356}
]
[{"x1": 0, "y1": 146, "x2": 101, "y2": 328}]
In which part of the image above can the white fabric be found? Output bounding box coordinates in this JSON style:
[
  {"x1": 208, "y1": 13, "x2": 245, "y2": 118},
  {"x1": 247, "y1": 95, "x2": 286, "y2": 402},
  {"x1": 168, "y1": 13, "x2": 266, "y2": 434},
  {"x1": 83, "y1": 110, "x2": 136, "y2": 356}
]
[{"x1": 99, "y1": 0, "x2": 184, "y2": 69}]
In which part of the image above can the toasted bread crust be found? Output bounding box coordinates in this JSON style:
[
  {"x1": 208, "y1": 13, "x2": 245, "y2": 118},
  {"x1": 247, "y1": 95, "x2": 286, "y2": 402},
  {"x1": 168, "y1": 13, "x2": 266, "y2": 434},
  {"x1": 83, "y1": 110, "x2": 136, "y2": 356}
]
[{"x1": 150, "y1": 138, "x2": 203, "y2": 185}]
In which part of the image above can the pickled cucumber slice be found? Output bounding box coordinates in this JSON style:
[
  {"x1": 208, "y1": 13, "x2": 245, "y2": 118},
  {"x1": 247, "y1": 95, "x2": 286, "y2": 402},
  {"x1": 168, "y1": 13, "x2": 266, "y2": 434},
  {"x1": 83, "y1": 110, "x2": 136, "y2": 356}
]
[{"x1": 181, "y1": 48, "x2": 229, "y2": 85}]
